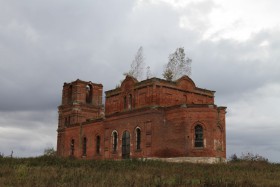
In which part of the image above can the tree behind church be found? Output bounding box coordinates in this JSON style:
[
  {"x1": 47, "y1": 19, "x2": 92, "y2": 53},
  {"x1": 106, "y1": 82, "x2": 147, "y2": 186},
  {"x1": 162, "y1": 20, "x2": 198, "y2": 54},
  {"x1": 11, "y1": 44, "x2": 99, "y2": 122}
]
[
  {"x1": 124, "y1": 46, "x2": 145, "y2": 80},
  {"x1": 163, "y1": 47, "x2": 191, "y2": 81}
]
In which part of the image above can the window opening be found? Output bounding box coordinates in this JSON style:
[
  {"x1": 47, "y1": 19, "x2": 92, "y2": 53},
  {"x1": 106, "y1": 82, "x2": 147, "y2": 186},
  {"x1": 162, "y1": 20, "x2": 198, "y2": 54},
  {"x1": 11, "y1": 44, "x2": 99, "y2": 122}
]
[
  {"x1": 195, "y1": 125, "x2": 203, "y2": 148},
  {"x1": 64, "y1": 118, "x2": 67, "y2": 126},
  {"x1": 112, "y1": 131, "x2": 118, "y2": 152},
  {"x1": 136, "y1": 128, "x2": 141, "y2": 150},
  {"x1": 68, "y1": 85, "x2": 72, "y2": 104},
  {"x1": 128, "y1": 94, "x2": 132, "y2": 110},
  {"x1": 70, "y1": 139, "x2": 74, "y2": 156},
  {"x1": 86, "y1": 85, "x2": 93, "y2": 104},
  {"x1": 68, "y1": 116, "x2": 71, "y2": 125},
  {"x1": 124, "y1": 96, "x2": 127, "y2": 110},
  {"x1": 83, "y1": 137, "x2": 87, "y2": 156},
  {"x1": 96, "y1": 135, "x2": 100, "y2": 154}
]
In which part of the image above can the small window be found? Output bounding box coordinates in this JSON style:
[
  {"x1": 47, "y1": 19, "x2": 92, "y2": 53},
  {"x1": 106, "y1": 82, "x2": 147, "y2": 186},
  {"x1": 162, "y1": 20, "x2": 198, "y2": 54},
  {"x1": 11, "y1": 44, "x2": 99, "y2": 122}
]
[
  {"x1": 195, "y1": 125, "x2": 204, "y2": 148},
  {"x1": 136, "y1": 128, "x2": 141, "y2": 150},
  {"x1": 68, "y1": 85, "x2": 72, "y2": 104},
  {"x1": 65, "y1": 116, "x2": 71, "y2": 126},
  {"x1": 112, "y1": 131, "x2": 118, "y2": 152},
  {"x1": 128, "y1": 94, "x2": 132, "y2": 110},
  {"x1": 96, "y1": 135, "x2": 101, "y2": 154},
  {"x1": 83, "y1": 137, "x2": 87, "y2": 156},
  {"x1": 86, "y1": 85, "x2": 93, "y2": 104},
  {"x1": 124, "y1": 96, "x2": 127, "y2": 110},
  {"x1": 70, "y1": 139, "x2": 75, "y2": 156}
]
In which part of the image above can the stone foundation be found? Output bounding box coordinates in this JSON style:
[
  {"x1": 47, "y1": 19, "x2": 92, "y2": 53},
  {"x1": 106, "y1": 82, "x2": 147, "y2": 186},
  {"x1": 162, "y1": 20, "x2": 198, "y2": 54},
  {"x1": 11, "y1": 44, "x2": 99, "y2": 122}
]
[{"x1": 147, "y1": 157, "x2": 227, "y2": 164}]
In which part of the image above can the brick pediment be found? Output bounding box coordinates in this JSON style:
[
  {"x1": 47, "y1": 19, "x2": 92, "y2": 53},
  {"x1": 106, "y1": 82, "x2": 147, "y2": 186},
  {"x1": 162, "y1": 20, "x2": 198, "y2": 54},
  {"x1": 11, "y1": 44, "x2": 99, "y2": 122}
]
[
  {"x1": 121, "y1": 75, "x2": 138, "y2": 93},
  {"x1": 176, "y1": 75, "x2": 196, "y2": 91}
]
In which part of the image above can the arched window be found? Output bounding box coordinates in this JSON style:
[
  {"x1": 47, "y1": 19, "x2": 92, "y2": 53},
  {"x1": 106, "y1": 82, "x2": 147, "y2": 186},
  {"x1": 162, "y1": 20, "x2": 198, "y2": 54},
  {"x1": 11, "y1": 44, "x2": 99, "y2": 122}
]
[
  {"x1": 68, "y1": 85, "x2": 72, "y2": 104},
  {"x1": 112, "y1": 131, "x2": 118, "y2": 152},
  {"x1": 86, "y1": 85, "x2": 93, "y2": 104},
  {"x1": 195, "y1": 125, "x2": 204, "y2": 148},
  {"x1": 83, "y1": 137, "x2": 87, "y2": 156},
  {"x1": 96, "y1": 135, "x2": 101, "y2": 154},
  {"x1": 128, "y1": 94, "x2": 132, "y2": 110},
  {"x1": 70, "y1": 139, "x2": 74, "y2": 156},
  {"x1": 68, "y1": 116, "x2": 71, "y2": 125},
  {"x1": 124, "y1": 96, "x2": 127, "y2": 110},
  {"x1": 136, "y1": 128, "x2": 141, "y2": 150}
]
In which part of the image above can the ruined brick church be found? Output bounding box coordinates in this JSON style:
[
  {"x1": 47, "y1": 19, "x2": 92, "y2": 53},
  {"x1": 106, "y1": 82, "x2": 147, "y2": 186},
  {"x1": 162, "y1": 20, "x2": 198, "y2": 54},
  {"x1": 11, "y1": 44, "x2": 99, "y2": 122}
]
[{"x1": 57, "y1": 75, "x2": 227, "y2": 162}]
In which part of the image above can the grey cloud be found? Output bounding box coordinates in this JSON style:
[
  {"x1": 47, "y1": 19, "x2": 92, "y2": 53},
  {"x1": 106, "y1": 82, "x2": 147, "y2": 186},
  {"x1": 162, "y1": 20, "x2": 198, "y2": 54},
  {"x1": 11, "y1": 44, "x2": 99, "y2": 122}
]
[
  {"x1": 0, "y1": 109, "x2": 57, "y2": 157},
  {"x1": 0, "y1": 0, "x2": 138, "y2": 111},
  {"x1": 180, "y1": 0, "x2": 217, "y2": 31},
  {"x1": 0, "y1": 110, "x2": 57, "y2": 128},
  {"x1": 227, "y1": 123, "x2": 280, "y2": 162},
  {"x1": 189, "y1": 29, "x2": 280, "y2": 106},
  {"x1": 1, "y1": 0, "x2": 280, "y2": 162}
]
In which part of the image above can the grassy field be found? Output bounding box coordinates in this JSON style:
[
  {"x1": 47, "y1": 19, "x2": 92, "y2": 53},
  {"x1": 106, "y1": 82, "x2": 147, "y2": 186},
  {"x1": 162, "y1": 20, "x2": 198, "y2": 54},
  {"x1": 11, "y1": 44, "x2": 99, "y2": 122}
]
[{"x1": 1, "y1": 156, "x2": 280, "y2": 187}]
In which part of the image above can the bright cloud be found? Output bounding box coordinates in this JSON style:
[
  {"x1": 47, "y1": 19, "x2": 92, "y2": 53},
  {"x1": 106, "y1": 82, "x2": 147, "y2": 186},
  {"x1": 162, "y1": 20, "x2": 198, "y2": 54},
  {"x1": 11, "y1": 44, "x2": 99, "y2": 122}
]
[{"x1": 145, "y1": 0, "x2": 280, "y2": 41}]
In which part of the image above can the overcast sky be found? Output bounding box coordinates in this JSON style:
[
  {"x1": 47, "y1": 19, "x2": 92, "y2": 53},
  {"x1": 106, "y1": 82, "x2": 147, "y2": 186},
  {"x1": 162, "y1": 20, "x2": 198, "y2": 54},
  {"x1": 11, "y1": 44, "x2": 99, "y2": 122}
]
[{"x1": 1, "y1": 0, "x2": 280, "y2": 162}]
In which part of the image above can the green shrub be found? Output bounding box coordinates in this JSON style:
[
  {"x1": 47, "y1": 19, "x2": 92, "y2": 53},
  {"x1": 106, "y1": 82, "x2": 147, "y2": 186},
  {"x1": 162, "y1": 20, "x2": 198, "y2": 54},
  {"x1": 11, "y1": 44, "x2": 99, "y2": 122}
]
[
  {"x1": 229, "y1": 152, "x2": 269, "y2": 163},
  {"x1": 43, "y1": 147, "x2": 56, "y2": 157}
]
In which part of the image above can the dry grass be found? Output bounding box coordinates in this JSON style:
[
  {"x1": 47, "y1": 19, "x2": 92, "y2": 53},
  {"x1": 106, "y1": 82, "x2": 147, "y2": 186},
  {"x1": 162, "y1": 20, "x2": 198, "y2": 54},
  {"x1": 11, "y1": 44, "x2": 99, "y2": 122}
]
[{"x1": 0, "y1": 156, "x2": 280, "y2": 187}]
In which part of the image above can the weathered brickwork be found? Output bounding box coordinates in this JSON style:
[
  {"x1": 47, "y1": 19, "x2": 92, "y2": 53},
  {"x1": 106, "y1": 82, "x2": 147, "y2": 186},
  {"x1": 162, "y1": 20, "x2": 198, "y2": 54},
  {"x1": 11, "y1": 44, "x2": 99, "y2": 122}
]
[{"x1": 57, "y1": 75, "x2": 227, "y2": 161}]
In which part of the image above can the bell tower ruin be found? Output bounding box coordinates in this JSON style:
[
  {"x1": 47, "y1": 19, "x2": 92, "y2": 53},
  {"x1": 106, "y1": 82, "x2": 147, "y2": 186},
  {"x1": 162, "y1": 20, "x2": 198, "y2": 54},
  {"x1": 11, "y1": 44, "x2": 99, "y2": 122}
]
[{"x1": 57, "y1": 79, "x2": 103, "y2": 156}]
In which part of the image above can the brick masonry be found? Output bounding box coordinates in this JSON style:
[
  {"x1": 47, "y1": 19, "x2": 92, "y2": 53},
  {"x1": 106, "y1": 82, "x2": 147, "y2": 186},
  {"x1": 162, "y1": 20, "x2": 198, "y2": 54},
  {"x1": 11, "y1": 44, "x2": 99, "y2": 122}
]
[{"x1": 57, "y1": 75, "x2": 227, "y2": 162}]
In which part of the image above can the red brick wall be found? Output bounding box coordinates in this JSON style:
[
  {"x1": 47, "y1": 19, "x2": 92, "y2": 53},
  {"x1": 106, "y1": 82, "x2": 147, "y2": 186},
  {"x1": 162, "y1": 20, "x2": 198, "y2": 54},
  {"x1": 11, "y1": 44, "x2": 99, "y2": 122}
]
[
  {"x1": 105, "y1": 76, "x2": 215, "y2": 116},
  {"x1": 57, "y1": 75, "x2": 226, "y2": 160},
  {"x1": 139, "y1": 105, "x2": 226, "y2": 158}
]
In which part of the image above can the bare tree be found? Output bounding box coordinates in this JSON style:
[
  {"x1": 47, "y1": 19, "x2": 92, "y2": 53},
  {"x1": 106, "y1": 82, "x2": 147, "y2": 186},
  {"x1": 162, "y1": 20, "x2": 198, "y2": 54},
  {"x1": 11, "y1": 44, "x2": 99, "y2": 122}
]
[
  {"x1": 124, "y1": 46, "x2": 145, "y2": 80},
  {"x1": 146, "y1": 66, "x2": 153, "y2": 79},
  {"x1": 163, "y1": 47, "x2": 191, "y2": 81}
]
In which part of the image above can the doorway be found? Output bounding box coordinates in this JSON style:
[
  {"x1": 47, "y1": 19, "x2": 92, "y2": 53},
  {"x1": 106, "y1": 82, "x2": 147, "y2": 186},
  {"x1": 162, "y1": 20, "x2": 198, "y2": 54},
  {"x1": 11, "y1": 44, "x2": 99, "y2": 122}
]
[{"x1": 122, "y1": 131, "x2": 130, "y2": 159}]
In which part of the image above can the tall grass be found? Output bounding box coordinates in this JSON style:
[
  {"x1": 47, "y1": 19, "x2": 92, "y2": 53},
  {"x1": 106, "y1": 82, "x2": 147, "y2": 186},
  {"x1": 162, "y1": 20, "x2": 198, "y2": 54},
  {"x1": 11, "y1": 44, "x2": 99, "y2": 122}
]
[{"x1": 0, "y1": 156, "x2": 280, "y2": 186}]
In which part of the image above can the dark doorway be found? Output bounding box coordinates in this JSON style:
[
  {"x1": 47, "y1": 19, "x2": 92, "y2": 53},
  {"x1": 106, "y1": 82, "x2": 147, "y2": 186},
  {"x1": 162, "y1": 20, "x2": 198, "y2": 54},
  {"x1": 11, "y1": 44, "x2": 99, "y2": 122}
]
[{"x1": 122, "y1": 131, "x2": 130, "y2": 159}]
